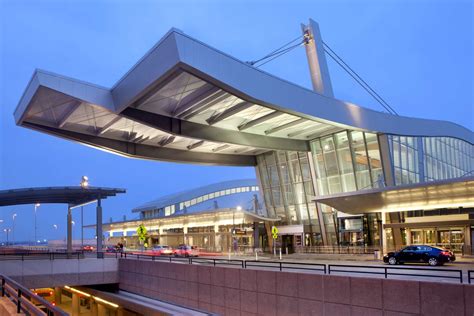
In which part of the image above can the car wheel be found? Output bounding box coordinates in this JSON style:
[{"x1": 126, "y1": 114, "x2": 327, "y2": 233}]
[
  {"x1": 428, "y1": 257, "x2": 438, "y2": 266},
  {"x1": 388, "y1": 257, "x2": 397, "y2": 265}
]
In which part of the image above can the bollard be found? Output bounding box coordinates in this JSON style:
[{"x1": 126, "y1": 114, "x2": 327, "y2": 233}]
[{"x1": 279, "y1": 248, "x2": 282, "y2": 260}]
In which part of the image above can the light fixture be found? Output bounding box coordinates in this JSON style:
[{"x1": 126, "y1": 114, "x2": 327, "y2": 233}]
[{"x1": 80, "y1": 176, "x2": 89, "y2": 188}]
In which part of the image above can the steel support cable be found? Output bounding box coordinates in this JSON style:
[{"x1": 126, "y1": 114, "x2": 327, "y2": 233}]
[
  {"x1": 248, "y1": 35, "x2": 304, "y2": 66},
  {"x1": 322, "y1": 41, "x2": 398, "y2": 115},
  {"x1": 255, "y1": 42, "x2": 304, "y2": 68}
]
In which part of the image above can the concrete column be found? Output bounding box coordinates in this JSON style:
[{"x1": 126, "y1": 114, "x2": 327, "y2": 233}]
[
  {"x1": 72, "y1": 293, "x2": 80, "y2": 316},
  {"x1": 97, "y1": 303, "x2": 107, "y2": 316},
  {"x1": 253, "y1": 222, "x2": 260, "y2": 249},
  {"x1": 90, "y1": 301, "x2": 98, "y2": 316},
  {"x1": 54, "y1": 287, "x2": 62, "y2": 305},
  {"x1": 67, "y1": 206, "x2": 73, "y2": 253},
  {"x1": 96, "y1": 198, "x2": 103, "y2": 258},
  {"x1": 382, "y1": 213, "x2": 387, "y2": 254}
]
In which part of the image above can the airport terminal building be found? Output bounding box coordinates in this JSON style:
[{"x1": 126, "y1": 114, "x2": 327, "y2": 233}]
[
  {"x1": 15, "y1": 20, "x2": 474, "y2": 252},
  {"x1": 102, "y1": 179, "x2": 273, "y2": 251}
]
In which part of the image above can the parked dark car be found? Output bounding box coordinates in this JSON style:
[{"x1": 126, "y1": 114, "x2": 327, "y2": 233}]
[{"x1": 383, "y1": 245, "x2": 455, "y2": 266}]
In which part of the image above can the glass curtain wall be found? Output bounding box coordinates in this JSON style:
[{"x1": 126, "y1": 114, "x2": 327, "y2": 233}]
[
  {"x1": 388, "y1": 136, "x2": 474, "y2": 185},
  {"x1": 256, "y1": 151, "x2": 321, "y2": 236},
  {"x1": 310, "y1": 131, "x2": 384, "y2": 194},
  {"x1": 309, "y1": 131, "x2": 384, "y2": 245}
]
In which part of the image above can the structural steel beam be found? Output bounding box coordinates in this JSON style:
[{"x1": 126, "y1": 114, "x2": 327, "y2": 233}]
[
  {"x1": 120, "y1": 108, "x2": 309, "y2": 152},
  {"x1": 178, "y1": 91, "x2": 230, "y2": 120},
  {"x1": 24, "y1": 122, "x2": 256, "y2": 166},
  {"x1": 238, "y1": 111, "x2": 283, "y2": 131},
  {"x1": 187, "y1": 140, "x2": 204, "y2": 150},
  {"x1": 264, "y1": 118, "x2": 307, "y2": 135},
  {"x1": 206, "y1": 102, "x2": 252, "y2": 125},
  {"x1": 212, "y1": 144, "x2": 230, "y2": 152},
  {"x1": 57, "y1": 100, "x2": 82, "y2": 128},
  {"x1": 158, "y1": 135, "x2": 175, "y2": 147},
  {"x1": 172, "y1": 84, "x2": 220, "y2": 117},
  {"x1": 96, "y1": 116, "x2": 122, "y2": 135}
]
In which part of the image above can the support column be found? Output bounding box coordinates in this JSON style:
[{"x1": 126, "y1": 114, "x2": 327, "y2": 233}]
[
  {"x1": 96, "y1": 198, "x2": 103, "y2": 258},
  {"x1": 253, "y1": 222, "x2": 260, "y2": 249},
  {"x1": 301, "y1": 19, "x2": 334, "y2": 97},
  {"x1": 90, "y1": 301, "x2": 98, "y2": 316},
  {"x1": 97, "y1": 303, "x2": 107, "y2": 316},
  {"x1": 67, "y1": 206, "x2": 73, "y2": 254},
  {"x1": 54, "y1": 287, "x2": 62, "y2": 305},
  {"x1": 72, "y1": 293, "x2": 80, "y2": 316}
]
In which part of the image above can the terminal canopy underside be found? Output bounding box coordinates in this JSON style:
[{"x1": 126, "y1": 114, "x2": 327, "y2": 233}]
[
  {"x1": 20, "y1": 69, "x2": 343, "y2": 166},
  {"x1": 313, "y1": 177, "x2": 474, "y2": 214}
]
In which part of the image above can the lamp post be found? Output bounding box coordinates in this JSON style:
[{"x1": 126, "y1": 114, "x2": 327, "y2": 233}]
[
  {"x1": 80, "y1": 176, "x2": 88, "y2": 248},
  {"x1": 4, "y1": 228, "x2": 11, "y2": 246},
  {"x1": 12, "y1": 213, "x2": 17, "y2": 245},
  {"x1": 34, "y1": 203, "x2": 40, "y2": 245}
]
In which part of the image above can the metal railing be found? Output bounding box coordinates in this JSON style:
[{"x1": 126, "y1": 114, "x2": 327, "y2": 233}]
[
  {"x1": 244, "y1": 260, "x2": 326, "y2": 273},
  {"x1": 0, "y1": 274, "x2": 67, "y2": 315},
  {"x1": 295, "y1": 245, "x2": 381, "y2": 254},
  {"x1": 0, "y1": 251, "x2": 87, "y2": 260},
  {"x1": 119, "y1": 252, "x2": 469, "y2": 283},
  {"x1": 469, "y1": 270, "x2": 474, "y2": 284},
  {"x1": 328, "y1": 264, "x2": 464, "y2": 283}
]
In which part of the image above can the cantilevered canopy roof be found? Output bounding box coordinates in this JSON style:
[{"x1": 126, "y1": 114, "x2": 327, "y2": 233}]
[
  {"x1": 313, "y1": 177, "x2": 474, "y2": 214},
  {"x1": 0, "y1": 187, "x2": 126, "y2": 207},
  {"x1": 14, "y1": 28, "x2": 474, "y2": 166}
]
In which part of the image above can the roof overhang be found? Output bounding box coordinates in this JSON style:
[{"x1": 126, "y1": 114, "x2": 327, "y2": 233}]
[
  {"x1": 87, "y1": 208, "x2": 279, "y2": 230},
  {"x1": 14, "y1": 29, "x2": 474, "y2": 166},
  {"x1": 313, "y1": 176, "x2": 474, "y2": 214},
  {"x1": 0, "y1": 186, "x2": 126, "y2": 207}
]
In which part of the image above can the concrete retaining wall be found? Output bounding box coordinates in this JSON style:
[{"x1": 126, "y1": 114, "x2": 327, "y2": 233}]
[
  {"x1": 0, "y1": 258, "x2": 119, "y2": 288},
  {"x1": 118, "y1": 259, "x2": 474, "y2": 316}
]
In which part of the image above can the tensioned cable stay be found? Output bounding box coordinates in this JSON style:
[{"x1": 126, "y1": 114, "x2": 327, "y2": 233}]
[
  {"x1": 247, "y1": 34, "x2": 398, "y2": 116},
  {"x1": 322, "y1": 41, "x2": 399, "y2": 116},
  {"x1": 247, "y1": 35, "x2": 304, "y2": 67}
]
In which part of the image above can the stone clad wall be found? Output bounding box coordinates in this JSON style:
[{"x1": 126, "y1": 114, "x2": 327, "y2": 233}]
[{"x1": 118, "y1": 259, "x2": 474, "y2": 316}]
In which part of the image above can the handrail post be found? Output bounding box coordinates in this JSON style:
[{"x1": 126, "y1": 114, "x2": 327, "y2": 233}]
[
  {"x1": 279, "y1": 262, "x2": 282, "y2": 272},
  {"x1": 1, "y1": 278, "x2": 5, "y2": 297},
  {"x1": 328, "y1": 265, "x2": 331, "y2": 275},
  {"x1": 384, "y1": 267, "x2": 388, "y2": 279},
  {"x1": 213, "y1": 259, "x2": 216, "y2": 267},
  {"x1": 189, "y1": 257, "x2": 192, "y2": 265},
  {"x1": 324, "y1": 264, "x2": 326, "y2": 274},
  {"x1": 17, "y1": 289, "x2": 21, "y2": 313},
  {"x1": 460, "y1": 271, "x2": 463, "y2": 284}
]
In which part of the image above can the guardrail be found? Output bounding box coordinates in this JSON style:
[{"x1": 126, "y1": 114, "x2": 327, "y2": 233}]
[
  {"x1": 244, "y1": 260, "x2": 326, "y2": 273},
  {"x1": 119, "y1": 252, "x2": 470, "y2": 284},
  {"x1": 0, "y1": 274, "x2": 67, "y2": 315},
  {"x1": 0, "y1": 251, "x2": 87, "y2": 260},
  {"x1": 328, "y1": 264, "x2": 463, "y2": 283}
]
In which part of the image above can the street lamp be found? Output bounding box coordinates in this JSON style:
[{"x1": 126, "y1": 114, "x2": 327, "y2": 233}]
[
  {"x1": 34, "y1": 203, "x2": 40, "y2": 245},
  {"x1": 12, "y1": 213, "x2": 17, "y2": 245},
  {"x1": 79, "y1": 176, "x2": 88, "y2": 248},
  {"x1": 80, "y1": 176, "x2": 89, "y2": 188},
  {"x1": 53, "y1": 224, "x2": 58, "y2": 230},
  {"x1": 3, "y1": 228, "x2": 11, "y2": 246}
]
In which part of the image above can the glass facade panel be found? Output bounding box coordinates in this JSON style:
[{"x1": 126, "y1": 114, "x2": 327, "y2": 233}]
[
  {"x1": 256, "y1": 151, "x2": 317, "y2": 229},
  {"x1": 388, "y1": 135, "x2": 474, "y2": 185}
]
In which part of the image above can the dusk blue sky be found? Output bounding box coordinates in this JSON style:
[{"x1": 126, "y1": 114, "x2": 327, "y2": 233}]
[{"x1": 0, "y1": 0, "x2": 472, "y2": 242}]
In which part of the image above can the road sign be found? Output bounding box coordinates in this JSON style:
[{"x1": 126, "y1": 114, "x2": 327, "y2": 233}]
[
  {"x1": 137, "y1": 224, "x2": 147, "y2": 240},
  {"x1": 271, "y1": 226, "x2": 278, "y2": 239}
]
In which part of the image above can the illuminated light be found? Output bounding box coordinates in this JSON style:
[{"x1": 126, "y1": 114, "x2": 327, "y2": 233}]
[
  {"x1": 93, "y1": 296, "x2": 119, "y2": 308},
  {"x1": 64, "y1": 286, "x2": 91, "y2": 297}
]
